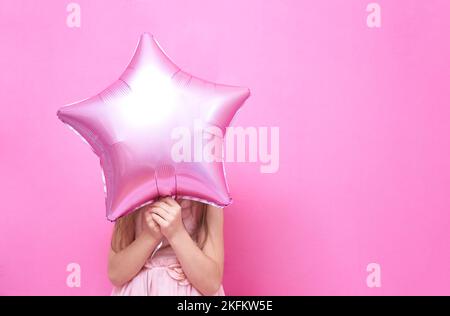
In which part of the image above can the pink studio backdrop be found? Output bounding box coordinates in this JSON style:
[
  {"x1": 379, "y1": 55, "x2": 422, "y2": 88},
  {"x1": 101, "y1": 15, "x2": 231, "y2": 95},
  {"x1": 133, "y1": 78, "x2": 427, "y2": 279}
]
[{"x1": 1, "y1": 0, "x2": 450, "y2": 295}]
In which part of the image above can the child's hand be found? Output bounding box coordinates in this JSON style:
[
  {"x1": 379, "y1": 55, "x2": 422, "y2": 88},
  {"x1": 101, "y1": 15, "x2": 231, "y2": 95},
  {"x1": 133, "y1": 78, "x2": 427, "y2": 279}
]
[
  {"x1": 150, "y1": 197, "x2": 185, "y2": 240},
  {"x1": 141, "y1": 205, "x2": 163, "y2": 241}
]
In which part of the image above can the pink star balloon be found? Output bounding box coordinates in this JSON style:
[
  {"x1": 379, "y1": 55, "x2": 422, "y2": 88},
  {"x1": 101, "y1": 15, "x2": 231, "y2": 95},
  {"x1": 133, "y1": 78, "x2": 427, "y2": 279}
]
[{"x1": 57, "y1": 33, "x2": 250, "y2": 221}]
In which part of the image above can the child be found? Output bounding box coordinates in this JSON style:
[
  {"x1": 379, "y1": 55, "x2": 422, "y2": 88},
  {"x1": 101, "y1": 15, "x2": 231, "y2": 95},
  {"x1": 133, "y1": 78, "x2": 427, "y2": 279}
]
[{"x1": 109, "y1": 196, "x2": 225, "y2": 296}]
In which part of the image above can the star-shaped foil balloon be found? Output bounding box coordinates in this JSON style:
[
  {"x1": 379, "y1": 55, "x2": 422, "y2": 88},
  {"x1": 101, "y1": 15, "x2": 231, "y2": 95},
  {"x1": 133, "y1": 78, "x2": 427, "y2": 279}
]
[{"x1": 57, "y1": 33, "x2": 250, "y2": 221}]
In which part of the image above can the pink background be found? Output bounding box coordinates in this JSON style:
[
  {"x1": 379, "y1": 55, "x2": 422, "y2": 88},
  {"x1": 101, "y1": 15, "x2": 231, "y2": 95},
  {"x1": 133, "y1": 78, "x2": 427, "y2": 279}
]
[{"x1": 1, "y1": 0, "x2": 450, "y2": 295}]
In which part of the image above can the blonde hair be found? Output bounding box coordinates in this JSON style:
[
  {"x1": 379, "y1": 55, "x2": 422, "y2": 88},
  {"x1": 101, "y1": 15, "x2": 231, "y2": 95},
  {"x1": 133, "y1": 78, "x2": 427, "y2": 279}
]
[{"x1": 111, "y1": 200, "x2": 208, "y2": 252}]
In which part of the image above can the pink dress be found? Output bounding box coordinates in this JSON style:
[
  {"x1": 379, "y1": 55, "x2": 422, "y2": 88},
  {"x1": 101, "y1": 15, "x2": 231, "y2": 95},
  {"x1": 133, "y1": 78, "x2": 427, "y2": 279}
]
[{"x1": 111, "y1": 205, "x2": 225, "y2": 296}]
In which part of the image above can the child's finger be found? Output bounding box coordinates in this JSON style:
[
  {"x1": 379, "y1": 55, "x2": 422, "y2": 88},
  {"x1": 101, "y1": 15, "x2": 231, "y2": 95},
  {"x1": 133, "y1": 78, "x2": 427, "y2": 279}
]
[
  {"x1": 148, "y1": 219, "x2": 160, "y2": 231},
  {"x1": 159, "y1": 198, "x2": 180, "y2": 213},
  {"x1": 151, "y1": 207, "x2": 170, "y2": 221},
  {"x1": 151, "y1": 212, "x2": 167, "y2": 227},
  {"x1": 152, "y1": 201, "x2": 171, "y2": 213},
  {"x1": 145, "y1": 211, "x2": 158, "y2": 225}
]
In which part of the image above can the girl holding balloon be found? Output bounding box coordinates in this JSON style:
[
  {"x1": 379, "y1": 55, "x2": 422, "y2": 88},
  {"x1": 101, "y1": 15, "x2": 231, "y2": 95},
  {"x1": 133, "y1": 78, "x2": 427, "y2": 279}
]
[{"x1": 57, "y1": 33, "x2": 249, "y2": 296}]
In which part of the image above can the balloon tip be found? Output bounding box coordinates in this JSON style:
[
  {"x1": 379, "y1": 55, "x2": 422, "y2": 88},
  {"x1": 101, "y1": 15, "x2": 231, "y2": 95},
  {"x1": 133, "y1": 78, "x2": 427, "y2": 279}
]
[
  {"x1": 141, "y1": 32, "x2": 154, "y2": 38},
  {"x1": 56, "y1": 108, "x2": 63, "y2": 119},
  {"x1": 238, "y1": 87, "x2": 251, "y2": 100},
  {"x1": 106, "y1": 214, "x2": 116, "y2": 222}
]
